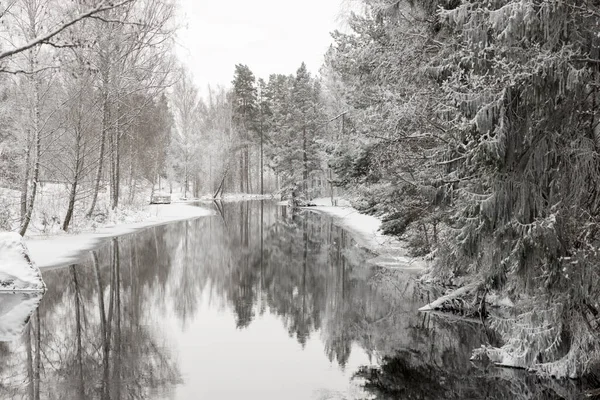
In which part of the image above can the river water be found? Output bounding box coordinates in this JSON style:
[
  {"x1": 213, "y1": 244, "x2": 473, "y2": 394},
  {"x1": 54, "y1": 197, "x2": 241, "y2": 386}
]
[{"x1": 0, "y1": 201, "x2": 590, "y2": 399}]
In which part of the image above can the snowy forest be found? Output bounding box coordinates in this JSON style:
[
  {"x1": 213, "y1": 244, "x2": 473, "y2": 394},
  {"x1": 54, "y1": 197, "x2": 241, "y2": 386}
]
[{"x1": 2, "y1": 0, "x2": 600, "y2": 393}]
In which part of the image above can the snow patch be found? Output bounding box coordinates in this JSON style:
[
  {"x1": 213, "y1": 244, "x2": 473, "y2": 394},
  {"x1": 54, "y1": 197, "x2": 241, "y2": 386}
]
[
  {"x1": 367, "y1": 255, "x2": 424, "y2": 272},
  {"x1": 306, "y1": 198, "x2": 428, "y2": 272},
  {"x1": 220, "y1": 193, "x2": 275, "y2": 201},
  {"x1": 0, "y1": 233, "x2": 46, "y2": 291},
  {"x1": 310, "y1": 197, "x2": 351, "y2": 207},
  {"x1": 26, "y1": 204, "x2": 215, "y2": 269},
  {"x1": 471, "y1": 345, "x2": 529, "y2": 370}
]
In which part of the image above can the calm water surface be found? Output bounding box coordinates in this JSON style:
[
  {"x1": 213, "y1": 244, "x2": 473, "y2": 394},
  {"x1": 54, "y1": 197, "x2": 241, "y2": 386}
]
[{"x1": 0, "y1": 201, "x2": 588, "y2": 399}]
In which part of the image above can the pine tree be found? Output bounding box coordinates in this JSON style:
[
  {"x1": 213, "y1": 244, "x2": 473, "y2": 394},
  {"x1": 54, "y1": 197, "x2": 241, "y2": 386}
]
[
  {"x1": 265, "y1": 64, "x2": 325, "y2": 199},
  {"x1": 231, "y1": 64, "x2": 258, "y2": 193}
]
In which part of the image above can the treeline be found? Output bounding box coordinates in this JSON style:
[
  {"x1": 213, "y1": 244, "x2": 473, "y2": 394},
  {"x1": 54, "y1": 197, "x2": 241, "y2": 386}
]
[
  {"x1": 178, "y1": 62, "x2": 334, "y2": 200},
  {"x1": 0, "y1": 0, "x2": 176, "y2": 234},
  {"x1": 321, "y1": 0, "x2": 600, "y2": 378}
]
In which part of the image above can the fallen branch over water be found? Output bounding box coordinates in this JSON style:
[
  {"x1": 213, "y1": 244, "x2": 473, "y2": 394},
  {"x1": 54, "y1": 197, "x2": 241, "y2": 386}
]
[{"x1": 418, "y1": 281, "x2": 483, "y2": 314}]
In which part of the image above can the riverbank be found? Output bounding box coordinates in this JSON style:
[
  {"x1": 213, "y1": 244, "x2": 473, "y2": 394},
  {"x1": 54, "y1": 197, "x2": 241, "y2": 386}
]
[
  {"x1": 304, "y1": 198, "x2": 428, "y2": 273},
  {"x1": 25, "y1": 203, "x2": 214, "y2": 269}
]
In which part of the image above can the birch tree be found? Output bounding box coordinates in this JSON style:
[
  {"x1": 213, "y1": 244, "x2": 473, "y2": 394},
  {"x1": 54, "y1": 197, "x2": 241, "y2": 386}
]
[
  {"x1": 86, "y1": 0, "x2": 176, "y2": 214},
  {"x1": 170, "y1": 67, "x2": 201, "y2": 198}
]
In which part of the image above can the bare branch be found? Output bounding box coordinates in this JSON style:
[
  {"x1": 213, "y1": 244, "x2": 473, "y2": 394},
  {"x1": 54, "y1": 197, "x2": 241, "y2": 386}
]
[
  {"x1": 87, "y1": 14, "x2": 147, "y2": 27},
  {"x1": 0, "y1": 65, "x2": 59, "y2": 74},
  {"x1": 0, "y1": 0, "x2": 136, "y2": 61}
]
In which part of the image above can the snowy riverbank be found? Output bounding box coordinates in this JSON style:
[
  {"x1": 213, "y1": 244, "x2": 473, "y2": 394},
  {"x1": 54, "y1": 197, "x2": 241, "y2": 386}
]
[
  {"x1": 24, "y1": 203, "x2": 215, "y2": 269},
  {"x1": 305, "y1": 198, "x2": 428, "y2": 273}
]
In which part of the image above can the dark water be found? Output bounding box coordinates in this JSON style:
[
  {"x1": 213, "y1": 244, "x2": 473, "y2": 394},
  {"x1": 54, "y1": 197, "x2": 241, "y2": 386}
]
[{"x1": 0, "y1": 201, "x2": 590, "y2": 399}]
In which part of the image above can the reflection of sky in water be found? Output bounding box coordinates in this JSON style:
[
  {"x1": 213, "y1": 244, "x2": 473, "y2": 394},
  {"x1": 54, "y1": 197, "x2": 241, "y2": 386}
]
[{"x1": 164, "y1": 289, "x2": 373, "y2": 400}]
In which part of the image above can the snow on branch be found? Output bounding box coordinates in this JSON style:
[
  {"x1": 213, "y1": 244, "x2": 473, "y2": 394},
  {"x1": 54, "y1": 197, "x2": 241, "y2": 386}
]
[{"x1": 0, "y1": 0, "x2": 136, "y2": 62}]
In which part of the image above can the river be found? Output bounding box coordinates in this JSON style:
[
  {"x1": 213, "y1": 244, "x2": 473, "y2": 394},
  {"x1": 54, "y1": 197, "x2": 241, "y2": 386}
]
[{"x1": 0, "y1": 201, "x2": 589, "y2": 399}]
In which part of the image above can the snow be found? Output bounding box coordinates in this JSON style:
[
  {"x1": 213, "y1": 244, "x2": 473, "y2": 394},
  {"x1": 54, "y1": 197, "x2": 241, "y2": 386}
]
[
  {"x1": 471, "y1": 346, "x2": 528, "y2": 370},
  {"x1": 311, "y1": 198, "x2": 352, "y2": 207},
  {"x1": 220, "y1": 193, "x2": 275, "y2": 201},
  {"x1": 0, "y1": 233, "x2": 46, "y2": 291},
  {"x1": 306, "y1": 198, "x2": 428, "y2": 272},
  {"x1": 25, "y1": 203, "x2": 215, "y2": 269},
  {"x1": 487, "y1": 293, "x2": 515, "y2": 308},
  {"x1": 418, "y1": 282, "x2": 480, "y2": 311},
  {"x1": 0, "y1": 292, "x2": 43, "y2": 341}
]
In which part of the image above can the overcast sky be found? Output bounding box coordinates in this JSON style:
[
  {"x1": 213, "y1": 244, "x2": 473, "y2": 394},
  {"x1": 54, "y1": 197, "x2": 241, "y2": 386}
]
[{"x1": 175, "y1": 0, "x2": 350, "y2": 93}]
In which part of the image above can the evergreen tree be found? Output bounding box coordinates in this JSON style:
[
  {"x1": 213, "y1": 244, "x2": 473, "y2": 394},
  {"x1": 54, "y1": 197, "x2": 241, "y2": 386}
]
[
  {"x1": 323, "y1": 2, "x2": 446, "y2": 253},
  {"x1": 231, "y1": 64, "x2": 258, "y2": 193},
  {"x1": 426, "y1": 0, "x2": 600, "y2": 377},
  {"x1": 266, "y1": 63, "x2": 325, "y2": 199},
  {"x1": 264, "y1": 73, "x2": 294, "y2": 182}
]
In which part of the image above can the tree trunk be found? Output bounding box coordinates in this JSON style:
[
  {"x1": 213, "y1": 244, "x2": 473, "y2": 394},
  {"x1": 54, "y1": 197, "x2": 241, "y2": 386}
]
[
  {"x1": 247, "y1": 146, "x2": 252, "y2": 194},
  {"x1": 239, "y1": 153, "x2": 244, "y2": 193},
  {"x1": 63, "y1": 179, "x2": 79, "y2": 232},
  {"x1": 209, "y1": 155, "x2": 213, "y2": 194},
  {"x1": 302, "y1": 126, "x2": 308, "y2": 198},
  {"x1": 128, "y1": 139, "x2": 135, "y2": 205},
  {"x1": 111, "y1": 101, "x2": 120, "y2": 210},
  {"x1": 184, "y1": 155, "x2": 189, "y2": 198},
  {"x1": 63, "y1": 124, "x2": 83, "y2": 231},
  {"x1": 20, "y1": 130, "x2": 31, "y2": 223},
  {"x1": 86, "y1": 77, "x2": 109, "y2": 218},
  {"x1": 260, "y1": 120, "x2": 263, "y2": 195},
  {"x1": 19, "y1": 78, "x2": 41, "y2": 236},
  {"x1": 214, "y1": 163, "x2": 229, "y2": 198},
  {"x1": 329, "y1": 168, "x2": 334, "y2": 206}
]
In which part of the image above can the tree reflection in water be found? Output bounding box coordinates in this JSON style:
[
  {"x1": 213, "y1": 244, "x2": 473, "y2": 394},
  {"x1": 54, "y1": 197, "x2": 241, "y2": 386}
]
[
  {"x1": 0, "y1": 201, "x2": 590, "y2": 399},
  {"x1": 0, "y1": 237, "x2": 182, "y2": 399}
]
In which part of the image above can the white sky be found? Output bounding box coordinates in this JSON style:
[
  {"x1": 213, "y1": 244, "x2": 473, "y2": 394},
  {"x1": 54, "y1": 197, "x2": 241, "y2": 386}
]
[{"x1": 175, "y1": 0, "x2": 350, "y2": 93}]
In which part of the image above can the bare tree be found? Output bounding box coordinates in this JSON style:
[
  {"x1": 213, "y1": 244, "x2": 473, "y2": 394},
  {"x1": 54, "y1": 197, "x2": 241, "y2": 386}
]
[
  {"x1": 0, "y1": 0, "x2": 136, "y2": 63},
  {"x1": 170, "y1": 67, "x2": 202, "y2": 199},
  {"x1": 87, "y1": 0, "x2": 176, "y2": 213}
]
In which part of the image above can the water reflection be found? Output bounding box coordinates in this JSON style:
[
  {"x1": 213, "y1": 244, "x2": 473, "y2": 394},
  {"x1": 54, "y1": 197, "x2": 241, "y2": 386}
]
[{"x1": 0, "y1": 201, "x2": 589, "y2": 399}]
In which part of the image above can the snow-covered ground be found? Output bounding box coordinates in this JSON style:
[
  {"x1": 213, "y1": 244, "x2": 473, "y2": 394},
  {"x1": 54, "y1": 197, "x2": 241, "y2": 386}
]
[
  {"x1": 0, "y1": 232, "x2": 46, "y2": 291},
  {"x1": 25, "y1": 203, "x2": 215, "y2": 269},
  {"x1": 306, "y1": 198, "x2": 428, "y2": 273},
  {"x1": 0, "y1": 181, "x2": 216, "y2": 268}
]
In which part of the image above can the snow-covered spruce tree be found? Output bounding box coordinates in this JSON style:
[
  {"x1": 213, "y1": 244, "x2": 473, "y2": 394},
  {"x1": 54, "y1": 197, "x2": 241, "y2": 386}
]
[
  {"x1": 322, "y1": 2, "x2": 449, "y2": 255},
  {"x1": 422, "y1": 0, "x2": 600, "y2": 377}
]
